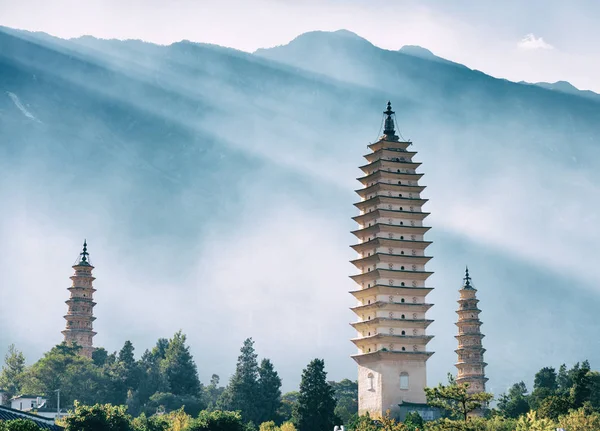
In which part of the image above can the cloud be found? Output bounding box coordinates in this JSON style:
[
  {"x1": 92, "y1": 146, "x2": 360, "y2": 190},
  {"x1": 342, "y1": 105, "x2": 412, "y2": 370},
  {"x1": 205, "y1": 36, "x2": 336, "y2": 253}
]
[{"x1": 517, "y1": 33, "x2": 554, "y2": 50}]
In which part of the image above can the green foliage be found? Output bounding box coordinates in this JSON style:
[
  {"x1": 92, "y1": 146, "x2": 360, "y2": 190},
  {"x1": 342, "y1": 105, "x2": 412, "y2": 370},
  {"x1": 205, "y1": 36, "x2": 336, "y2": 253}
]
[
  {"x1": 0, "y1": 345, "x2": 26, "y2": 400},
  {"x1": 218, "y1": 338, "x2": 260, "y2": 424},
  {"x1": 131, "y1": 413, "x2": 170, "y2": 431},
  {"x1": 278, "y1": 423, "x2": 296, "y2": 431},
  {"x1": 293, "y1": 359, "x2": 337, "y2": 431},
  {"x1": 257, "y1": 359, "x2": 282, "y2": 425},
  {"x1": 160, "y1": 331, "x2": 201, "y2": 398},
  {"x1": 63, "y1": 401, "x2": 134, "y2": 431},
  {"x1": 497, "y1": 381, "x2": 530, "y2": 418},
  {"x1": 0, "y1": 419, "x2": 44, "y2": 431},
  {"x1": 19, "y1": 343, "x2": 111, "y2": 408},
  {"x1": 143, "y1": 392, "x2": 204, "y2": 417},
  {"x1": 535, "y1": 394, "x2": 571, "y2": 421},
  {"x1": 258, "y1": 421, "x2": 278, "y2": 431},
  {"x1": 91, "y1": 349, "x2": 109, "y2": 367},
  {"x1": 186, "y1": 410, "x2": 245, "y2": 431},
  {"x1": 203, "y1": 374, "x2": 225, "y2": 410},
  {"x1": 329, "y1": 379, "x2": 358, "y2": 425},
  {"x1": 424, "y1": 378, "x2": 493, "y2": 422},
  {"x1": 514, "y1": 411, "x2": 556, "y2": 431},
  {"x1": 557, "y1": 406, "x2": 600, "y2": 431},
  {"x1": 403, "y1": 411, "x2": 423, "y2": 430},
  {"x1": 347, "y1": 415, "x2": 377, "y2": 431},
  {"x1": 277, "y1": 392, "x2": 299, "y2": 424}
]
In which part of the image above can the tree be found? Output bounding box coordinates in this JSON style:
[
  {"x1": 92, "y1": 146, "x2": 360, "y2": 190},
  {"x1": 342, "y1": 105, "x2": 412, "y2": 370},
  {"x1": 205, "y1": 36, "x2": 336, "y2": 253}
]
[
  {"x1": 278, "y1": 392, "x2": 299, "y2": 424},
  {"x1": 497, "y1": 382, "x2": 530, "y2": 418},
  {"x1": 204, "y1": 374, "x2": 226, "y2": 410},
  {"x1": 0, "y1": 420, "x2": 44, "y2": 431},
  {"x1": 403, "y1": 411, "x2": 423, "y2": 431},
  {"x1": 0, "y1": 345, "x2": 26, "y2": 399},
  {"x1": 92, "y1": 348, "x2": 109, "y2": 367},
  {"x1": 257, "y1": 359, "x2": 282, "y2": 424},
  {"x1": 536, "y1": 395, "x2": 571, "y2": 421},
  {"x1": 424, "y1": 375, "x2": 493, "y2": 422},
  {"x1": 19, "y1": 343, "x2": 110, "y2": 408},
  {"x1": 219, "y1": 338, "x2": 260, "y2": 424},
  {"x1": 63, "y1": 401, "x2": 134, "y2": 431},
  {"x1": 330, "y1": 379, "x2": 358, "y2": 425},
  {"x1": 279, "y1": 423, "x2": 296, "y2": 431},
  {"x1": 569, "y1": 362, "x2": 592, "y2": 409},
  {"x1": 131, "y1": 413, "x2": 169, "y2": 431},
  {"x1": 160, "y1": 331, "x2": 201, "y2": 397},
  {"x1": 514, "y1": 411, "x2": 556, "y2": 431},
  {"x1": 118, "y1": 342, "x2": 135, "y2": 367},
  {"x1": 258, "y1": 421, "x2": 278, "y2": 431},
  {"x1": 293, "y1": 359, "x2": 337, "y2": 431},
  {"x1": 347, "y1": 414, "x2": 377, "y2": 431},
  {"x1": 187, "y1": 410, "x2": 245, "y2": 431},
  {"x1": 533, "y1": 367, "x2": 557, "y2": 392},
  {"x1": 141, "y1": 391, "x2": 204, "y2": 417},
  {"x1": 557, "y1": 407, "x2": 600, "y2": 431}
]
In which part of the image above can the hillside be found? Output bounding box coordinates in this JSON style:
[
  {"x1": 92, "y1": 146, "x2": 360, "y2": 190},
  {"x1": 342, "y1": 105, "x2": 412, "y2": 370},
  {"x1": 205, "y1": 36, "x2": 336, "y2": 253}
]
[{"x1": 1, "y1": 26, "x2": 600, "y2": 395}]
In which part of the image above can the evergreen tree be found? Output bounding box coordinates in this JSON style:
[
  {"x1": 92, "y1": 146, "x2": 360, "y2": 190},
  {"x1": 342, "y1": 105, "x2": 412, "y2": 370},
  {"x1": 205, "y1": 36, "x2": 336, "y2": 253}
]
[
  {"x1": 160, "y1": 331, "x2": 201, "y2": 397},
  {"x1": 497, "y1": 381, "x2": 530, "y2": 418},
  {"x1": 91, "y1": 348, "x2": 109, "y2": 367},
  {"x1": 204, "y1": 374, "x2": 226, "y2": 410},
  {"x1": 118, "y1": 341, "x2": 136, "y2": 367},
  {"x1": 219, "y1": 338, "x2": 260, "y2": 424},
  {"x1": 424, "y1": 374, "x2": 493, "y2": 422},
  {"x1": 293, "y1": 359, "x2": 337, "y2": 431},
  {"x1": 257, "y1": 359, "x2": 282, "y2": 424},
  {"x1": 0, "y1": 344, "x2": 25, "y2": 399}
]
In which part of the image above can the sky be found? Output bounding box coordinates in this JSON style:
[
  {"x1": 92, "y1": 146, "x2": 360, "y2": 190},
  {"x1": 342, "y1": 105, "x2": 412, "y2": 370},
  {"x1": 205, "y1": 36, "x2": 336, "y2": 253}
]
[{"x1": 1, "y1": 0, "x2": 600, "y2": 92}]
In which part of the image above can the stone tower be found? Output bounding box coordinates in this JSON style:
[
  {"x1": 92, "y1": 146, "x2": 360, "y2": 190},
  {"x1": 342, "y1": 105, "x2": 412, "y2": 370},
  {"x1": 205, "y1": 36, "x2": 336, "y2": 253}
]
[
  {"x1": 350, "y1": 102, "x2": 435, "y2": 418},
  {"x1": 61, "y1": 240, "x2": 97, "y2": 358},
  {"x1": 455, "y1": 267, "x2": 488, "y2": 396}
]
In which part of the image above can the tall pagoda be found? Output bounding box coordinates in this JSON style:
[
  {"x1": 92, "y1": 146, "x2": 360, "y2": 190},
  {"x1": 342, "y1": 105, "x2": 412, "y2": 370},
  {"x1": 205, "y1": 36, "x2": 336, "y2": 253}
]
[
  {"x1": 350, "y1": 102, "x2": 435, "y2": 418},
  {"x1": 61, "y1": 240, "x2": 97, "y2": 358},
  {"x1": 455, "y1": 267, "x2": 488, "y2": 399}
]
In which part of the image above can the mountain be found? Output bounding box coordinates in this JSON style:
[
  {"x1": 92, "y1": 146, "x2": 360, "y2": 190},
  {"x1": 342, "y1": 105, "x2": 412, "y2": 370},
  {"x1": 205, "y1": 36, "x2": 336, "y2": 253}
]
[
  {"x1": 520, "y1": 79, "x2": 600, "y2": 102},
  {"x1": 1, "y1": 27, "x2": 600, "y2": 396}
]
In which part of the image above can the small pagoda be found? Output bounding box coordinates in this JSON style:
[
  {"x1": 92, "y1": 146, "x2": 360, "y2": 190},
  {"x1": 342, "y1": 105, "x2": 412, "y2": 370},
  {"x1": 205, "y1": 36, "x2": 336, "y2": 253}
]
[
  {"x1": 350, "y1": 102, "x2": 435, "y2": 419},
  {"x1": 61, "y1": 240, "x2": 97, "y2": 358},
  {"x1": 455, "y1": 267, "x2": 488, "y2": 398}
]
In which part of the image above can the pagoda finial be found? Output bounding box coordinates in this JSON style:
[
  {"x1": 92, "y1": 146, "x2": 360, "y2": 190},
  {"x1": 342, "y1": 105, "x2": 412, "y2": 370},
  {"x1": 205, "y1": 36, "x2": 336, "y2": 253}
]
[
  {"x1": 463, "y1": 266, "x2": 474, "y2": 289},
  {"x1": 79, "y1": 239, "x2": 90, "y2": 265},
  {"x1": 382, "y1": 101, "x2": 399, "y2": 141}
]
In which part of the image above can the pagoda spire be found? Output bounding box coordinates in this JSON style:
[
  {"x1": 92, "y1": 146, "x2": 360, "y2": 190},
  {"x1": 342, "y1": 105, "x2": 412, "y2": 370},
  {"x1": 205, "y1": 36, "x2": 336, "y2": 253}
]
[
  {"x1": 455, "y1": 267, "x2": 488, "y2": 415},
  {"x1": 382, "y1": 101, "x2": 399, "y2": 142},
  {"x1": 62, "y1": 240, "x2": 97, "y2": 358},
  {"x1": 463, "y1": 266, "x2": 473, "y2": 289},
  {"x1": 350, "y1": 102, "x2": 435, "y2": 418}
]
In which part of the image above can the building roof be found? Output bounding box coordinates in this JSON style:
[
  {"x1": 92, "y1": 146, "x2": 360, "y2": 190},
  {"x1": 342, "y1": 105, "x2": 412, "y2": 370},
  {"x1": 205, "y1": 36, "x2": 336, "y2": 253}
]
[
  {"x1": 0, "y1": 405, "x2": 63, "y2": 430},
  {"x1": 10, "y1": 394, "x2": 44, "y2": 400}
]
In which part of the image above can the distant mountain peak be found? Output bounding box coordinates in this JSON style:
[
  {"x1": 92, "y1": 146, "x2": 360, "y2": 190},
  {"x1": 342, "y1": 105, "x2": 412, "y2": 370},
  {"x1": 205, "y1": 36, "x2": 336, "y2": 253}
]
[
  {"x1": 521, "y1": 80, "x2": 600, "y2": 102},
  {"x1": 399, "y1": 45, "x2": 436, "y2": 59}
]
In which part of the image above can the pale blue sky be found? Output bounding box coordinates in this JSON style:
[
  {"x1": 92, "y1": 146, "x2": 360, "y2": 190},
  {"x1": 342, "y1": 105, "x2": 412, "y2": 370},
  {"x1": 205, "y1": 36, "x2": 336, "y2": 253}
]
[{"x1": 1, "y1": 0, "x2": 599, "y2": 91}]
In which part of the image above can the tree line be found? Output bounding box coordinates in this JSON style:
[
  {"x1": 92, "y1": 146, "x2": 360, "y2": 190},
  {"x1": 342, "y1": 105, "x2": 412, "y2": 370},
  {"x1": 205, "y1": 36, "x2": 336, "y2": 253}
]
[
  {"x1": 0, "y1": 334, "x2": 355, "y2": 430},
  {"x1": 3, "y1": 336, "x2": 600, "y2": 431}
]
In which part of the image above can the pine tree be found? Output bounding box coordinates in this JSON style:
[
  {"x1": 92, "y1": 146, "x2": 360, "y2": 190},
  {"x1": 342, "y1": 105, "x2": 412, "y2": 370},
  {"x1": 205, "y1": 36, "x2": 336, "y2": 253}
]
[
  {"x1": 0, "y1": 344, "x2": 26, "y2": 399},
  {"x1": 293, "y1": 359, "x2": 337, "y2": 431},
  {"x1": 118, "y1": 341, "x2": 136, "y2": 367},
  {"x1": 160, "y1": 331, "x2": 201, "y2": 397},
  {"x1": 257, "y1": 359, "x2": 282, "y2": 424},
  {"x1": 219, "y1": 338, "x2": 260, "y2": 424}
]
